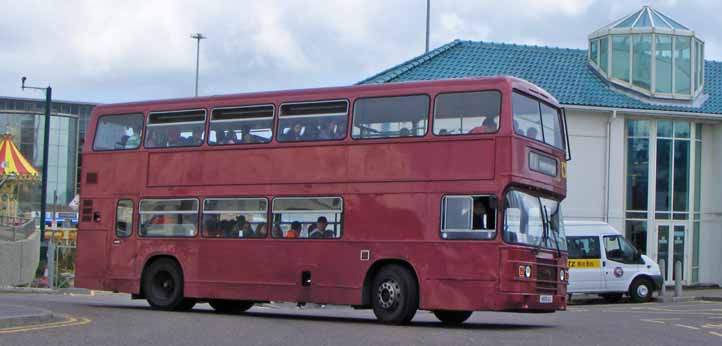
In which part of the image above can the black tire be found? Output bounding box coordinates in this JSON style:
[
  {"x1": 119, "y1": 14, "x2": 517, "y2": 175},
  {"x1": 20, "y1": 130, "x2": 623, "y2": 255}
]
[
  {"x1": 433, "y1": 310, "x2": 472, "y2": 325},
  {"x1": 629, "y1": 278, "x2": 654, "y2": 303},
  {"x1": 143, "y1": 258, "x2": 193, "y2": 311},
  {"x1": 371, "y1": 264, "x2": 418, "y2": 324},
  {"x1": 599, "y1": 293, "x2": 624, "y2": 303},
  {"x1": 209, "y1": 300, "x2": 254, "y2": 314}
]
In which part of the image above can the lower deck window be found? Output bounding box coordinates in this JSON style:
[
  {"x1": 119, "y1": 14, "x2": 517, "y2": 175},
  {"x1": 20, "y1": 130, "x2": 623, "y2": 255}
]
[
  {"x1": 272, "y1": 197, "x2": 343, "y2": 239},
  {"x1": 139, "y1": 199, "x2": 199, "y2": 237},
  {"x1": 441, "y1": 195, "x2": 496, "y2": 240},
  {"x1": 202, "y1": 198, "x2": 268, "y2": 238}
]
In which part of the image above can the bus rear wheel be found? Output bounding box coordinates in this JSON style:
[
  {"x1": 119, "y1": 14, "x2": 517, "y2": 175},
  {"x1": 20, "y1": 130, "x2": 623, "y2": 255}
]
[
  {"x1": 209, "y1": 300, "x2": 254, "y2": 314},
  {"x1": 433, "y1": 310, "x2": 472, "y2": 325},
  {"x1": 371, "y1": 265, "x2": 418, "y2": 325},
  {"x1": 143, "y1": 258, "x2": 195, "y2": 311}
]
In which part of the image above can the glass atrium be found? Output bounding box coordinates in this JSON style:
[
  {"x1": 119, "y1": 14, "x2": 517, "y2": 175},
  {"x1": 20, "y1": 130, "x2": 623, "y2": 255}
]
[{"x1": 588, "y1": 6, "x2": 704, "y2": 100}]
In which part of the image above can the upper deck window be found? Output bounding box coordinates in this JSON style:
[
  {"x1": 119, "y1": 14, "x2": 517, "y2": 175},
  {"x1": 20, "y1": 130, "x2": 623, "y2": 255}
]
[
  {"x1": 512, "y1": 92, "x2": 564, "y2": 150},
  {"x1": 352, "y1": 95, "x2": 429, "y2": 139},
  {"x1": 433, "y1": 91, "x2": 501, "y2": 135},
  {"x1": 209, "y1": 105, "x2": 273, "y2": 145},
  {"x1": 93, "y1": 113, "x2": 144, "y2": 151},
  {"x1": 145, "y1": 110, "x2": 206, "y2": 148},
  {"x1": 277, "y1": 100, "x2": 348, "y2": 142}
]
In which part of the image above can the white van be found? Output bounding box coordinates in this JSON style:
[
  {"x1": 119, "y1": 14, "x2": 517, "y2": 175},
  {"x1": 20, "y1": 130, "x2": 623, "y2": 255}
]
[{"x1": 564, "y1": 221, "x2": 663, "y2": 303}]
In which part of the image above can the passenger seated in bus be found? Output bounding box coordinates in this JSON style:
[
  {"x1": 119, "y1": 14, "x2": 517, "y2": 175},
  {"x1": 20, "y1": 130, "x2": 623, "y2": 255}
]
[
  {"x1": 125, "y1": 125, "x2": 142, "y2": 148},
  {"x1": 526, "y1": 127, "x2": 539, "y2": 140},
  {"x1": 303, "y1": 123, "x2": 320, "y2": 140},
  {"x1": 318, "y1": 121, "x2": 334, "y2": 140},
  {"x1": 184, "y1": 127, "x2": 204, "y2": 146},
  {"x1": 253, "y1": 223, "x2": 268, "y2": 238},
  {"x1": 318, "y1": 216, "x2": 335, "y2": 238},
  {"x1": 472, "y1": 198, "x2": 495, "y2": 230},
  {"x1": 309, "y1": 220, "x2": 323, "y2": 238},
  {"x1": 438, "y1": 129, "x2": 449, "y2": 136},
  {"x1": 286, "y1": 221, "x2": 302, "y2": 238},
  {"x1": 399, "y1": 128, "x2": 411, "y2": 137},
  {"x1": 282, "y1": 123, "x2": 305, "y2": 141}
]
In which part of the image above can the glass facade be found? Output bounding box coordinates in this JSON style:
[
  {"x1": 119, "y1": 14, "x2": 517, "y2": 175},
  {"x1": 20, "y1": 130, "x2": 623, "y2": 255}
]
[
  {"x1": 626, "y1": 119, "x2": 702, "y2": 283},
  {"x1": 0, "y1": 97, "x2": 94, "y2": 210}
]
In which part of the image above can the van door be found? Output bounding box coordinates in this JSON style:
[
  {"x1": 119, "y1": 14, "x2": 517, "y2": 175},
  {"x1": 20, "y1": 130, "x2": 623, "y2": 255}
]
[
  {"x1": 602, "y1": 235, "x2": 644, "y2": 292},
  {"x1": 566, "y1": 236, "x2": 604, "y2": 292}
]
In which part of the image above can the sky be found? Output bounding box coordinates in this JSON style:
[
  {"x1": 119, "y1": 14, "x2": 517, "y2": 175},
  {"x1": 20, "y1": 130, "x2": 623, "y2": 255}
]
[{"x1": 1, "y1": 0, "x2": 720, "y2": 104}]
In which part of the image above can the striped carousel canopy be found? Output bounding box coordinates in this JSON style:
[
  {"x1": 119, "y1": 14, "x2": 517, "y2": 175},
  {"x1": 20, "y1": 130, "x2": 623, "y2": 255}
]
[{"x1": 0, "y1": 134, "x2": 39, "y2": 180}]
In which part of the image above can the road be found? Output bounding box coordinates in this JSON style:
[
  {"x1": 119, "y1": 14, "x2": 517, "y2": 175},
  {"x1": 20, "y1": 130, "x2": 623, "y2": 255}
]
[{"x1": 1, "y1": 293, "x2": 721, "y2": 346}]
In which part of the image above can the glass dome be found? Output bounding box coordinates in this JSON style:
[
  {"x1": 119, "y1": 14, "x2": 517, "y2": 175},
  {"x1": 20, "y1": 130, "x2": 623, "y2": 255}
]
[{"x1": 588, "y1": 6, "x2": 704, "y2": 100}]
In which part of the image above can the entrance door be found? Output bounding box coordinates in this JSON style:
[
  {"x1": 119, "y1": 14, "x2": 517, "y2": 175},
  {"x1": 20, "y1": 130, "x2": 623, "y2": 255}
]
[
  {"x1": 656, "y1": 223, "x2": 686, "y2": 284},
  {"x1": 108, "y1": 199, "x2": 138, "y2": 287}
]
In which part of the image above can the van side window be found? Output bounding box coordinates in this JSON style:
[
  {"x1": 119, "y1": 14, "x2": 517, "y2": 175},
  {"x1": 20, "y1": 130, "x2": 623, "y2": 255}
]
[
  {"x1": 566, "y1": 236, "x2": 601, "y2": 259},
  {"x1": 603, "y1": 235, "x2": 643, "y2": 264}
]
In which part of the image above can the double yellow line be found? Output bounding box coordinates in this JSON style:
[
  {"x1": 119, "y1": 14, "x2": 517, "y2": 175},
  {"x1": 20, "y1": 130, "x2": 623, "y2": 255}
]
[{"x1": 0, "y1": 315, "x2": 91, "y2": 334}]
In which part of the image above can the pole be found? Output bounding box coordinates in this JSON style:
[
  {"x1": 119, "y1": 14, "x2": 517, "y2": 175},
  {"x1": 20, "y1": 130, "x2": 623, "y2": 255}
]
[
  {"x1": 425, "y1": 0, "x2": 430, "y2": 53},
  {"x1": 191, "y1": 33, "x2": 206, "y2": 97},
  {"x1": 674, "y1": 261, "x2": 683, "y2": 297},
  {"x1": 660, "y1": 259, "x2": 666, "y2": 297},
  {"x1": 42, "y1": 87, "x2": 52, "y2": 288}
]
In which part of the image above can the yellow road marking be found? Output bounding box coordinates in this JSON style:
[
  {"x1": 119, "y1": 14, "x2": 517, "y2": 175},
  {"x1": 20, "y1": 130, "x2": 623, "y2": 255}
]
[
  {"x1": 674, "y1": 324, "x2": 701, "y2": 330},
  {"x1": 0, "y1": 315, "x2": 91, "y2": 334},
  {"x1": 710, "y1": 331, "x2": 722, "y2": 338},
  {"x1": 702, "y1": 323, "x2": 722, "y2": 329}
]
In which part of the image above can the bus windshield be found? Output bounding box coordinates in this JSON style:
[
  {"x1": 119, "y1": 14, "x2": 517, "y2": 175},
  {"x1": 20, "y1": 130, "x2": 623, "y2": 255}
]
[{"x1": 503, "y1": 190, "x2": 566, "y2": 251}]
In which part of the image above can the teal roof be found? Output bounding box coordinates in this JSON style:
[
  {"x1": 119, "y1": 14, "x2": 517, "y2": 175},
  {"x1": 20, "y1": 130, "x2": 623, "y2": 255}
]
[{"x1": 358, "y1": 40, "x2": 722, "y2": 116}]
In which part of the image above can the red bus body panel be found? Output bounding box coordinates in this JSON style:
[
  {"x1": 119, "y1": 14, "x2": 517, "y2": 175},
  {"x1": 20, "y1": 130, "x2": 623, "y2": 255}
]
[{"x1": 75, "y1": 76, "x2": 568, "y2": 312}]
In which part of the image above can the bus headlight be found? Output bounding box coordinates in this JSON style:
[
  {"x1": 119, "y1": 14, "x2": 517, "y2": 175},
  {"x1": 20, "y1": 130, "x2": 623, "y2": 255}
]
[
  {"x1": 560, "y1": 269, "x2": 566, "y2": 281},
  {"x1": 519, "y1": 265, "x2": 532, "y2": 278}
]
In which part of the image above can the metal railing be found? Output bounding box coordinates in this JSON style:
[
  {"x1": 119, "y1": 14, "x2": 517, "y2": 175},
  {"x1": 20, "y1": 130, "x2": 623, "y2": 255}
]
[{"x1": 0, "y1": 218, "x2": 36, "y2": 241}]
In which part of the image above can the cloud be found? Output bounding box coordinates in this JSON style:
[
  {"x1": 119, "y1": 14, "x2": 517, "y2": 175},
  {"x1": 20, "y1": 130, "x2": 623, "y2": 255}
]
[{"x1": 0, "y1": 0, "x2": 719, "y2": 103}]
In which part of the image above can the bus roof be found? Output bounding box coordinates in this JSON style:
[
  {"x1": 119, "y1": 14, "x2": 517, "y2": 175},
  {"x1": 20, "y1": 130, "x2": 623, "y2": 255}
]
[{"x1": 93, "y1": 76, "x2": 559, "y2": 113}]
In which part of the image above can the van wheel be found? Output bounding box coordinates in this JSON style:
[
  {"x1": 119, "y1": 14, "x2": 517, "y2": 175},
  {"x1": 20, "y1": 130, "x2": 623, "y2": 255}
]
[
  {"x1": 371, "y1": 265, "x2": 418, "y2": 324},
  {"x1": 629, "y1": 278, "x2": 654, "y2": 303},
  {"x1": 209, "y1": 300, "x2": 254, "y2": 314},
  {"x1": 143, "y1": 258, "x2": 194, "y2": 311},
  {"x1": 433, "y1": 310, "x2": 472, "y2": 325},
  {"x1": 600, "y1": 293, "x2": 624, "y2": 303}
]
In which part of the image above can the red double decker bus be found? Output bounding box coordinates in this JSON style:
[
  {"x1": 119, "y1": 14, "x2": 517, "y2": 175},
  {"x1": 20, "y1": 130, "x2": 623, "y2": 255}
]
[{"x1": 76, "y1": 76, "x2": 570, "y2": 324}]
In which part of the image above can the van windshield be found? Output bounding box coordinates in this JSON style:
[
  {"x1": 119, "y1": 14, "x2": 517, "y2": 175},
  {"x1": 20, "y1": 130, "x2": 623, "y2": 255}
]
[{"x1": 503, "y1": 190, "x2": 567, "y2": 251}]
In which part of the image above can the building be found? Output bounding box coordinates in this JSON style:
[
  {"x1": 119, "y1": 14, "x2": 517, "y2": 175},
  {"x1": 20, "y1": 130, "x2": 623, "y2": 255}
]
[
  {"x1": 359, "y1": 6, "x2": 722, "y2": 285},
  {"x1": 0, "y1": 96, "x2": 94, "y2": 210}
]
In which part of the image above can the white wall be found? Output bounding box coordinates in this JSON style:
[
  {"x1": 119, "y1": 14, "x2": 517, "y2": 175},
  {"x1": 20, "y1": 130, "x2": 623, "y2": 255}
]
[{"x1": 564, "y1": 109, "x2": 612, "y2": 222}]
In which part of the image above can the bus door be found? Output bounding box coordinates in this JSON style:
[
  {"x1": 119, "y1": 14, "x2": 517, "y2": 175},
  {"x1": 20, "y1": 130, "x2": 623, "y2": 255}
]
[{"x1": 107, "y1": 198, "x2": 138, "y2": 287}]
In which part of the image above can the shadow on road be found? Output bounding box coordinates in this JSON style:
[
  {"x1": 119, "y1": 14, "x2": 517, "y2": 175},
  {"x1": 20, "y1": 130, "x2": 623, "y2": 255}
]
[{"x1": 81, "y1": 303, "x2": 553, "y2": 331}]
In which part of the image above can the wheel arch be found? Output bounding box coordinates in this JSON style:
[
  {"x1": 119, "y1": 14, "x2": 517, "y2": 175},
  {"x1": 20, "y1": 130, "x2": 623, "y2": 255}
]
[{"x1": 360, "y1": 258, "x2": 420, "y2": 306}]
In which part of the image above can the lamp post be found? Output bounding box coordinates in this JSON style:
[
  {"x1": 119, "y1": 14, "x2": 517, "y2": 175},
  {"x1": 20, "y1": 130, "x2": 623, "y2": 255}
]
[
  {"x1": 20, "y1": 76, "x2": 53, "y2": 288},
  {"x1": 190, "y1": 33, "x2": 207, "y2": 97},
  {"x1": 425, "y1": 0, "x2": 430, "y2": 53}
]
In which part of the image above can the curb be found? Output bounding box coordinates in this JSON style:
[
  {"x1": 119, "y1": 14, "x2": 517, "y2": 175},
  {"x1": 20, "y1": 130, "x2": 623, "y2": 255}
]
[
  {"x1": 0, "y1": 287, "x2": 91, "y2": 295},
  {"x1": 0, "y1": 305, "x2": 55, "y2": 329}
]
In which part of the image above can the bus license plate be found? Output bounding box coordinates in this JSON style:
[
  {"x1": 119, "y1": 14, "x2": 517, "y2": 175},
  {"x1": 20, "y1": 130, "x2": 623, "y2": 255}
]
[{"x1": 539, "y1": 295, "x2": 553, "y2": 304}]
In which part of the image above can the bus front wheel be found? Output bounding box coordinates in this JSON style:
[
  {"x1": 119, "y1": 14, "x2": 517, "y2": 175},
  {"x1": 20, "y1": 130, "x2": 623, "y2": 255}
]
[
  {"x1": 143, "y1": 258, "x2": 195, "y2": 311},
  {"x1": 209, "y1": 300, "x2": 254, "y2": 314},
  {"x1": 433, "y1": 310, "x2": 472, "y2": 324},
  {"x1": 371, "y1": 264, "x2": 418, "y2": 324}
]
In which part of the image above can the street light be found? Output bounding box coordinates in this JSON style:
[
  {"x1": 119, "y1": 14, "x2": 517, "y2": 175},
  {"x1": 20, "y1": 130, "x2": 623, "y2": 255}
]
[
  {"x1": 190, "y1": 33, "x2": 207, "y2": 97},
  {"x1": 20, "y1": 76, "x2": 54, "y2": 288},
  {"x1": 425, "y1": 0, "x2": 430, "y2": 53}
]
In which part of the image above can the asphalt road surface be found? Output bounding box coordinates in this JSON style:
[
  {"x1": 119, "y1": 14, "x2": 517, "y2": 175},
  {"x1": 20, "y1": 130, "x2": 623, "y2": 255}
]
[{"x1": 1, "y1": 293, "x2": 721, "y2": 346}]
